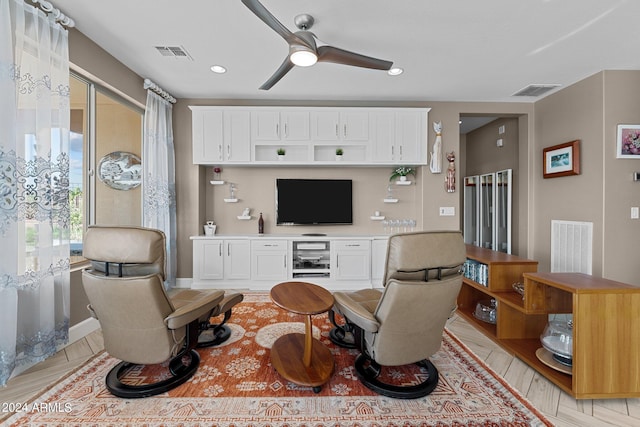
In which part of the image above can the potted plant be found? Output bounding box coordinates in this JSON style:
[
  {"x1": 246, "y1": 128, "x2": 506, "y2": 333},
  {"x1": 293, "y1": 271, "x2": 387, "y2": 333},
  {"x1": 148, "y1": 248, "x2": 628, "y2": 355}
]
[
  {"x1": 335, "y1": 148, "x2": 343, "y2": 161},
  {"x1": 277, "y1": 148, "x2": 285, "y2": 160},
  {"x1": 390, "y1": 166, "x2": 416, "y2": 182}
]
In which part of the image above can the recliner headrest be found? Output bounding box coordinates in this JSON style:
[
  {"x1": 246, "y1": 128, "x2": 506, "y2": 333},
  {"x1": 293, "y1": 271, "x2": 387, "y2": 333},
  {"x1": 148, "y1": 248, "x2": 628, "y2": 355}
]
[{"x1": 83, "y1": 226, "x2": 166, "y2": 279}]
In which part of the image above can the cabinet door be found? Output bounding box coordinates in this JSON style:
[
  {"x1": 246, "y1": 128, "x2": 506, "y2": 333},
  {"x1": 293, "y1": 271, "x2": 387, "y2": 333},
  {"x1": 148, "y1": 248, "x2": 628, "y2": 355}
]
[
  {"x1": 479, "y1": 173, "x2": 495, "y2": 250},
  {"x1": 251, "y1": 241, "x2": 288, "y2": 281},
  {"x1": 195, "y1": 240, "x2": 224, "y2": 280},
  {"x1": 251, "y1": 110, "x2": 280, "y2": 141},
  {"x1": 332, "y1": 240, "x2": 371, "y2": 281},
  {"x1": 282, "y1": 111, "x2": 310, "y2": 141},
  {"x1": 340, "y1": 110, "x2": 369, "y2": 141},
  {"x1": 463, "y1": 176, "x2": 480, "y2": 246},
  {"x1": 394, "y1": 111, "x2": 424, "y2": 163},
  {"x1": 371, "y1": 111, "x2": 396, "y2": 162},
  {"x1": 371, "y1": 239, "x2": 388, "y2": 287},
  {"x1": 224, "y1": 240, "x2": 251, "y2": 279},
  {"x1": 192, "y1": 109, "x2": 223, "y2": 163},
  {"x1": 311, "y1": 111, "x2": 340, "y2": 141},
  {"x1": 223, "y1": 110, "x2": 251, "y2": 162}
]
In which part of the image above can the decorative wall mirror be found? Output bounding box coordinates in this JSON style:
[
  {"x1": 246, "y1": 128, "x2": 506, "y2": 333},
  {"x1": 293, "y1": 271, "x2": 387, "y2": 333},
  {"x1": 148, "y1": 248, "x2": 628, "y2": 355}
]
[{"x1": 98, "y1": 151, "x2": 142, "y2": 191}]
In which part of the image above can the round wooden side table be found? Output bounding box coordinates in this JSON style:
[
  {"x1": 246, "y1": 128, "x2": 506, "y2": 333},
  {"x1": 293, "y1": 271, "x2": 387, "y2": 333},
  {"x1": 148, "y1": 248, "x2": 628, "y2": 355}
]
[{"x1": 270, "y1": 281, "x2": 335, "y2": 393}]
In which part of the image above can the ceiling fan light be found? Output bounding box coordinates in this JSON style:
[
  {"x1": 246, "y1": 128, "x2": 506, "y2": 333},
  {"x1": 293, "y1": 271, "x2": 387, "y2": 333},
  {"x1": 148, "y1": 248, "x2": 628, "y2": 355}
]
[
  {"x1": 388, "y1": 67, "x2": 404, "y2": 76},
  {"x1": 290, "y1": 48, "x2": 317, "y2": 67},
  {"x1": 210, "y1": 65, "x2": 227, "y2": 74}
]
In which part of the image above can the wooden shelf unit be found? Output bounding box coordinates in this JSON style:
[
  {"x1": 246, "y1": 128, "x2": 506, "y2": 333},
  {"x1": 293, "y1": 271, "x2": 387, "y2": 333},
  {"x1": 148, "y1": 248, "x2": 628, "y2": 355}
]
[{"x1": 457, "y1": 244, "x2": 640, "y2": 399}]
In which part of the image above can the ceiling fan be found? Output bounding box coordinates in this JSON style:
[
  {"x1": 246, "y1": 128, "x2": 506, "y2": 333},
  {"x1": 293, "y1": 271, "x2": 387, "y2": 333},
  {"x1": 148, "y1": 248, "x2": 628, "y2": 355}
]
[{"x1": 241, "y1": 0, "x2": 394, "y2": 90}]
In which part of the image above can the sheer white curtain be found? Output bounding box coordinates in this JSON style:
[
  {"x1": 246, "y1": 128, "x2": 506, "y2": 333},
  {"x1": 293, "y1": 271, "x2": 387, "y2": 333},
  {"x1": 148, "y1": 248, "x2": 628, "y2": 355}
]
[
  {"x1": 143, "y1": 91, "x2": 176, "y2": 288},
  {"x1": 0, "y1": 0, "x2": 70, "y2": 385}
]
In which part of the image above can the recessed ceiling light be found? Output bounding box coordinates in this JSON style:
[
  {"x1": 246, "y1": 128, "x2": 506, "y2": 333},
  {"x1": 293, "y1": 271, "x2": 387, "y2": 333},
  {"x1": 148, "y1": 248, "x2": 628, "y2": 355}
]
[
  {"x1": 210, "y1": 65, "x2": 227, "y2": 74},
  {"x1": 388, "y1": 67, "x2": 404, "y2": 76}
]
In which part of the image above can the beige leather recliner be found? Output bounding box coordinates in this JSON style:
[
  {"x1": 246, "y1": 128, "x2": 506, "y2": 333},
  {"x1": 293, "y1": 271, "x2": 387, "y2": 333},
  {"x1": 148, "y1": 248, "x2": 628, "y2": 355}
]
[
  {"x1": 328, "y1": 231, "x2": 466, "y2": 399},
  {"x1": 81, "y1": 225, "x2": 242, "y2": 398}
]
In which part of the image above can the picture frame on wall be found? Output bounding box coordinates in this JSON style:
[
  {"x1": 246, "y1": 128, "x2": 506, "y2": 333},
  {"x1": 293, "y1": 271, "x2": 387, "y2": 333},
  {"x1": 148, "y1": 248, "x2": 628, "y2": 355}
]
[
  {"x1": 616, "y1": 124, "x2": 640, "y2": 158},
  {"x1": 543, "y1": 140, "x2": 580, "y2": 179}
]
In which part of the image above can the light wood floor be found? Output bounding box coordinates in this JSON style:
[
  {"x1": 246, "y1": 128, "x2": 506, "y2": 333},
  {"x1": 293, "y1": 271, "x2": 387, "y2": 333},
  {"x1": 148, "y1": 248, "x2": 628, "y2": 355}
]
[{"x1": 1, "y1": 314, "x2": 638, "y2": 426}]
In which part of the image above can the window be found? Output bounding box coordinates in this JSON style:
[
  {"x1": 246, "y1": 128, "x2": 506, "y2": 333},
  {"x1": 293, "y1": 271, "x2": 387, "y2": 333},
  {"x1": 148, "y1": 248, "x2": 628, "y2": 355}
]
[{"x1": 69, "y1": 73, "x2": 144, "y2": 262}]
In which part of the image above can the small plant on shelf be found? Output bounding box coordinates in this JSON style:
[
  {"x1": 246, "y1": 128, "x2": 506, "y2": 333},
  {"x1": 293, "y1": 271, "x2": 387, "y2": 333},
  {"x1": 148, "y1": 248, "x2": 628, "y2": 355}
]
[
  {"x1": 277, "y1": 148, "x2": 286, "y2": 156},
  {"x1": 389, "y1": 166, "x2": 416, "y2": 182},
  {"x1": 335, "y1": 148, "x2": 343, "y2": 156}
]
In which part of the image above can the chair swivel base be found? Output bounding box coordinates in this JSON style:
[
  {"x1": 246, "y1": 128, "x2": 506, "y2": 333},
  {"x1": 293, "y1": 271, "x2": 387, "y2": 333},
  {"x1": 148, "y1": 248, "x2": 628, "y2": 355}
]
[
  {"x1": 354, "y1": 354, "x2": 439, "y2": 399},
  {"x1": 328, "y1": 326, "x2": 357, "y2": 349},
  {"x1": 105, "y1": 349, "x2": 200, "y2": 398},
  {"x1": 197, "y1": 325, "x2": 232, "y2": 348}
]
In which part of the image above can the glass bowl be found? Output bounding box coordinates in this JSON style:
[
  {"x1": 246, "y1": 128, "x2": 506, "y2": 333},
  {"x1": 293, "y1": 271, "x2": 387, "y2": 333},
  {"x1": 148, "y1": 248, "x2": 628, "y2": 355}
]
[
  {"x1": 473, "y1": 299, "x2": 497, "y2": 324},
  {"x1": 540, "y1": 320, "x2": 573, "y2": 366}
]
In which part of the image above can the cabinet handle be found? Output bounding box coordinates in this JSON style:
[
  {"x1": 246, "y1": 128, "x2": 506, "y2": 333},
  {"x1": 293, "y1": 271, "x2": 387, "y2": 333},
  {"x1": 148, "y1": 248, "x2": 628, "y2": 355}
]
[
  {"x1": 219, "y1": 242, "x2": 222, "y2": 257},
  {"x1": 227, "y1": 244, "x2": 230, "y2": 257},
  {"x1": 335, "y1": 124, "x2": 338, "y2": 137},
  {"x1": 276, "y1": 123, "x2": 279, "y2": 138},
  {"x1": 226, "y1": 144, "x2": 231, "y2": 160},
  {"x1": 219, "y1": 144, "x2": 223, "y2": 160},
  {"x1": 284, "y1": 255, "x2": 287, "y2": 268},
  {"x1": 399, "y1": 145, "x2": 403, "y2": 160},
  {"x1": 391, "y1": 146, "x2": 394, "y2": 157},
  {"x1": 346, "y1": 244, "x2": 361, "y2": 247},
  {"x1": 343, "y1": 124, "x2": 347, "y2": 138},
  {"x1": 284, "y1": 122, "x2": 288, "y2": 138}
]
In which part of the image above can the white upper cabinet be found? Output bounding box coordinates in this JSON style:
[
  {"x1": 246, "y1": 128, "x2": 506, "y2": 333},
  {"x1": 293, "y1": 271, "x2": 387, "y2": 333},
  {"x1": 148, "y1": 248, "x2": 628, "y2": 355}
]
[
  {"x1": 191, "y1": 106, "x2": 428, "y2": 165},
  {"x1": 371, "y1": 109, "x2": 427, "y2": 164},
  {"x1": 252, "y1": 110, "x2": 310, "y2": 141},
  {"x1": 190, "y1": 107, "x2": 250, "y2": 164},
  {"x1": 311, "y1": 110, "x2": 369, "y2": 141}
]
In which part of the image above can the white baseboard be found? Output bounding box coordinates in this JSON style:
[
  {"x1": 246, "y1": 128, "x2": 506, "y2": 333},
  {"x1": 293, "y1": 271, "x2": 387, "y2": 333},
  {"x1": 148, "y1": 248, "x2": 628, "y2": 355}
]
[
  {"x1": 67, "y1": 317, "x2": 100, "y2": 346},
  {"x1": 175, "y1": 277, "x2": 193, "y2": 288}
]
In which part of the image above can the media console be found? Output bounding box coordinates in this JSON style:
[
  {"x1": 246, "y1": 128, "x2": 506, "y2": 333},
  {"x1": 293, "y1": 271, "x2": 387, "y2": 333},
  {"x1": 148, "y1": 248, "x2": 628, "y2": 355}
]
[{"x1": 190, "y1": 234, "x2": 388, "y2": 290}]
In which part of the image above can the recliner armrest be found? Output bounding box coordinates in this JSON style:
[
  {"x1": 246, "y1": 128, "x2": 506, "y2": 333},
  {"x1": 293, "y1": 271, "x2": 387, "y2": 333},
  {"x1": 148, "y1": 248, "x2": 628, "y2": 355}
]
[
  {"x1": 334, "y1": 292, "x2": 380, "y2": 333},
  {"x1": 165, "y1": 290, "x2": 225, "y2": 330}
]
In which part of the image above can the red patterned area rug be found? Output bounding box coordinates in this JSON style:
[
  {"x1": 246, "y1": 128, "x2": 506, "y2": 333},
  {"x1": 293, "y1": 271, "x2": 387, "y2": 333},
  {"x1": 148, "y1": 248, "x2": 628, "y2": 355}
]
[{"x1": 4, "y1": 293, "x2": 551, "y2": 426}]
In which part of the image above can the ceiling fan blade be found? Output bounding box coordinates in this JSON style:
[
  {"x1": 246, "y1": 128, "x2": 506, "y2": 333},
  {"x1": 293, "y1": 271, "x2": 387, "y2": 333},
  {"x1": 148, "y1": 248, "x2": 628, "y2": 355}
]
[
  {"x1": 241, "y1": 0, "x2": 311, "y2": 48},
  {"x1": 317, "y1": 45, "x2": 392, "y2": 70},
  {"x1": 259, "y1": 56, "x2": 295, "y2": 90}
]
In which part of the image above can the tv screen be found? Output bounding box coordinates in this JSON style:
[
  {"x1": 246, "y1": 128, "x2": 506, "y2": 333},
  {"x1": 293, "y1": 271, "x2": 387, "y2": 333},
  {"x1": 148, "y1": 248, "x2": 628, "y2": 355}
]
[{"x1": 276, "y1": 179, "x2": 353, "y2": 225}]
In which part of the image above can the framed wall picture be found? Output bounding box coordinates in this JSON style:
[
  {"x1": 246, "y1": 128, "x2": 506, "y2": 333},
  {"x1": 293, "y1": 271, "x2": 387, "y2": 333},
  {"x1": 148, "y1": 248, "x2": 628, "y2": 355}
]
[
  {"x1": 543, "y1": 140, "x2": 580, "y2": 178},
  {"x1": 616, "y1": 124, "x2": 640, "y2": 158}
]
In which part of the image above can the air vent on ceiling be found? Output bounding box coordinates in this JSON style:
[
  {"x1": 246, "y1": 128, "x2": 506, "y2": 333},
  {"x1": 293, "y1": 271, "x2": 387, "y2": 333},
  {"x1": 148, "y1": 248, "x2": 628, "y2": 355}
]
[
  {"x1": 512, "y1": 84, "x2": 561, "y2": 97},
  {"x1": 154, "y1": 45, "x2": 193, "y2": 60}
]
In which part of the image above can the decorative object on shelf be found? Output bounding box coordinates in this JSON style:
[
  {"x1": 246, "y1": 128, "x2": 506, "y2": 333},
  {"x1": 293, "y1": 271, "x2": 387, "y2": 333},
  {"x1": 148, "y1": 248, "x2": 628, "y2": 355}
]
[
  {"x1": 540, "y1": 320, "x2": 573, "y2": 368},
  {"x1": 430, "y1": 121, "x2": 442, "y2": 174},
  {"x1": 370, "y1": 210, "x2": 385, "y2": 220},
  {"x1": 616, "y1": 125, "x2": 640, "y2": 158},
  {"x1": 335, "y1": 148, "x2": 343, "y2": 161},
  {"x1": 238, "y1": 207, "x2": 252, "y2": 220},
  {"x1": 390, "y1": 166, "x2": 415, "y2": 183},
  {"x1": 277, "y1": 148, "x2": 285, "y2": 160},
  {"x1": 203, "y1": 221, "x2": 217, "y2": 236},
  {"x1": 445, "y1": 151, "x2": 456, "y2": 192},
  {"x1": 473, "y1": 299, "x2": 497, "y2": 324},
  {"x1": 211, "y1": 167, "x2": 224, "y2": 184},
  {"x1": 98, "y1": 151, "x2": 142, "y2": 190},
  {"x1": 543, "y1": 140, "x2": 581, "y2": 178},
  {"x1": 512, "y1": 282, "x2": 525, "y2": 299},
  {"x1": 258, "y1": 212, "x2": 265, "y2": 234},
  {"x1": 224, "y1": 183, "x2": 239, "y2": 202},
  {"x1": 383, "y1": 185, "x2": 398, "y2": 203}
]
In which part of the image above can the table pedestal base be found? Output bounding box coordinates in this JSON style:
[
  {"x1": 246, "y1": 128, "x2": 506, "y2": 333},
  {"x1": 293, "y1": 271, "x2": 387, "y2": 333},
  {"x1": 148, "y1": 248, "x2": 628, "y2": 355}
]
[{"x1": 271, "y1": 333, "x2": 334, "y2": 392}]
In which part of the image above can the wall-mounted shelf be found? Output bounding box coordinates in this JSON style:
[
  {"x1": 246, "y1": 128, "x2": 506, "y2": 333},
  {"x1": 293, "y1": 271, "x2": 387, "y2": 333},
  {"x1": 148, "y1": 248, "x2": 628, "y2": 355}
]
[
  {"x1": 224, "y1": 198, "x2": 239, "y2": 203},
  {"x1": 370, "y1": 215, "x2": 385, "y2": 221},
  {"x1": 237, "y1": 215, "x2": 252, "y2": 220},
  {"x1": 210, "y1": 180, "x2": 225, "y2": 185},
  {"x1": 395, "y1": 180, "x2": 412, "y2": 185},
  {"x1": 383, "y1": 198, "x2": 398, "y2": 203}
]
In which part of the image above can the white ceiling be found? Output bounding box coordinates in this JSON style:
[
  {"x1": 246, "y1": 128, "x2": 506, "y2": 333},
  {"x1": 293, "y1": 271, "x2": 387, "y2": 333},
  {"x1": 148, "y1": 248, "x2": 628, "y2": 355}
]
[{"x1": 55, "y1": 0, "x2": 640, "y2": 103}]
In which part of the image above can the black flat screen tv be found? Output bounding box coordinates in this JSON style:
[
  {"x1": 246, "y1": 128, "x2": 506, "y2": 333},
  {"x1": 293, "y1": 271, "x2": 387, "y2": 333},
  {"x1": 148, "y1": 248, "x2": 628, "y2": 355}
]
[{"x1": 276, "y1": 179, "x2": 352, "y2": 225}]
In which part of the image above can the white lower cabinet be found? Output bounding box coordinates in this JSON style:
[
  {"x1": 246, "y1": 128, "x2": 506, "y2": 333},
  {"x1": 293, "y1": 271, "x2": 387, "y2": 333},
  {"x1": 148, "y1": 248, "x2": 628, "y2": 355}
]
[
  {"x1": 251, "y1": 240, "x2": 289, "y2": 281},
  {"x1": 192, "y1": 236, "x2": 386, "y2": 290},
  {"x1": 332, "y1": 240, "x2": 371, "y2": 281},
  {"x1": 192, "y1": 239, "x2": 250, "y2": 284}
]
